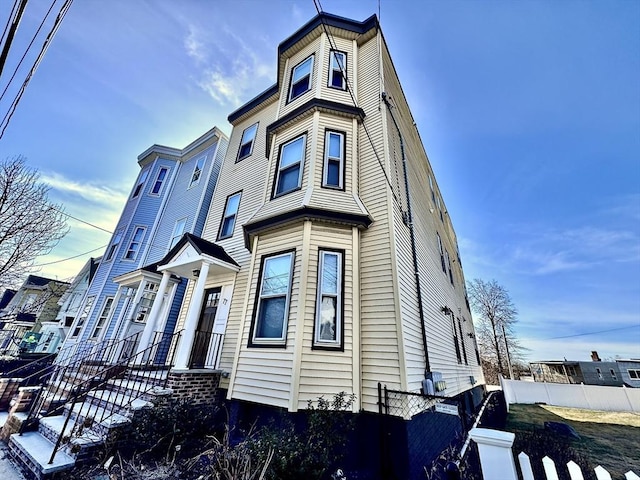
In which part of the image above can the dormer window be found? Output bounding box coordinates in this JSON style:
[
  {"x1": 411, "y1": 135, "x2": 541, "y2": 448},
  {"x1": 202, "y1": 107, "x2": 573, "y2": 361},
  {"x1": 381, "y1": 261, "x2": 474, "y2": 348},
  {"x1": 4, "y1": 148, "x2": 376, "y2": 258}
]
[
  {"x1": 288, "y1": 56, "x2": 314, "y2": 102},
  {"x1": 328, "y1": 51, "x2": 346, "y2": 90}
]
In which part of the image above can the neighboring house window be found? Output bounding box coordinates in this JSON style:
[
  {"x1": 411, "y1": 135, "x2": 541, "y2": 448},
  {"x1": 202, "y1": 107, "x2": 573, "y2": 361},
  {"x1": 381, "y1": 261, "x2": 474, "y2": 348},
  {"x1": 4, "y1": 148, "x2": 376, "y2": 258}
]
[
  {"x1": 567, "y1": 365, "x2": 577, "y2": 376},
  {"x1": 458, "y1": 318, "x2": 468, "y2": 365},
  {"x1": 251, "y1": 251, "x2": 295, "y2": 345},
  {"x1": 328, "y1": 50, "x2": 346, "y2": 89},
  {"x1": 237, "y1": 123, "x2": 258, "y2": 161},
  {"x1": 71, "y1": 296, "x2": 94, "y2": 338},
  {"x1": 124, "y1": 227, "x2": 146, "y2": 260},
  {"x1": 437, "y1": 233, "x2": 446, "y2": 273},
  {"x1": 150, "y1": 167, "x2": 169, "y2": 195},
  {"x1": 322, "y1": 131, "x2": 345, "y2": 189},
  {"x1": 90, "y1": 297, "x2": 113, "y2": 339},
  {"x1": 596, "y1": 367, "x2": 603, "y2": 380},
  {"x1": 169, "y1": 218, "x2": 187, "y2": 249},
  {"x1": 134, "y1": 283, "x2": 158, "y2": 323},
  {"x1": 218, "y1": 192, "x2": 242, "y2": 240},
  {"x1": 436, "y1": 195, "x2": 443, "y2": 222},
  {"x1": 274, "y1": 135, "x2": 306, "y2": 197},
  {"x1": 132, "y1": 169, "x2": 149, "y2": 198},
  {"x1": 314, "y1": 249, "x2": 343, "y2": 348},
  {"x1": 105, "y1": 230, "x2": 123, "y2": 261},
  {"x1": 288, "y1": 55, "x2": 314, "y2": 101},
  {"x1": 190, "y1": 155, "x2": 206, "y2": 188},
  {"x1": 610, "y1": 369, "x2": 617, "y2": 380},
  {"x1": 629, "y1": 369, "x2": 640, "y2": 379}
]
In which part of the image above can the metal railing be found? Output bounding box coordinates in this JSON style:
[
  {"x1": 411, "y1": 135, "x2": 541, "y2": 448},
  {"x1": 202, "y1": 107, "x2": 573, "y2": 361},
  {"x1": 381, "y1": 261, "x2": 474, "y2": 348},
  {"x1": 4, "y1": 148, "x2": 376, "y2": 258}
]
[
  {"x1": 45, "y1": 330, "x2": 182, "y2": 464},
  {"x1": 189, "y1": 330, "x2": 223, "y2": 369}
]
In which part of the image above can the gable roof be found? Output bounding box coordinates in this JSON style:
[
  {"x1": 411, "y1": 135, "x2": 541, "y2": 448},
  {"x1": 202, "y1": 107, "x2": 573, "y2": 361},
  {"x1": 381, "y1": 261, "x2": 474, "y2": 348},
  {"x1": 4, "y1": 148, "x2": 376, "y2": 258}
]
[{"x1": 158, "y1": 232, "x2": 240, "y2": 268}]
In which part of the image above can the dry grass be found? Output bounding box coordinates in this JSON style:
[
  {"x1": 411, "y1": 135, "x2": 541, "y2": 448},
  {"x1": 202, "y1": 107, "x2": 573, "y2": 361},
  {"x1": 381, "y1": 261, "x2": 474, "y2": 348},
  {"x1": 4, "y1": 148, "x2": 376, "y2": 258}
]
[{"x1": 506, "y1": 404, "x2": 640, "y2": 479}]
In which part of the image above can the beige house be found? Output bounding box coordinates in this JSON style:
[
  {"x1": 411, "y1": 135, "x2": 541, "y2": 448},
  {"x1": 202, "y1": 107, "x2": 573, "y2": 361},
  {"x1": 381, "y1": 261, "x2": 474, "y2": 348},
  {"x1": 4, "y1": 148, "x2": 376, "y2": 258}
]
[{"x1": 152, "y1": 12, "x2": 484, "y2": 415}]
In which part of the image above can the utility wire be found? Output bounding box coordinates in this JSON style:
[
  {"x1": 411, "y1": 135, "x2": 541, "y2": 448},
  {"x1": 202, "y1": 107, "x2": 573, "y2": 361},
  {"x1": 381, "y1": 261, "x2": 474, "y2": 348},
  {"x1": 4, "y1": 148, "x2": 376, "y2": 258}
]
[
  {"x1": 0, "y1": 1, "x2": 19, "y2": 51},
  {"x1": 312, "y1": 0, "x2": 403, "y2": 210},
  {"x1": 0, "y1": 0, "x2": 73, "y2": 139},
  {"x1": 545, "y1": 325, "x2": 640, "y2": 340},
  {"x1": 50, "y1": 204, "x2": 114, "y2": 235},
  {"x1": 34, "y1": 244, "x2": 107, "y2": 266},
  {"x1": 0, "y1": 0, "x2": 58, "y2": 103},
  {"x1": 0, "y1": 0, "x2": 28, "y2": 78}
]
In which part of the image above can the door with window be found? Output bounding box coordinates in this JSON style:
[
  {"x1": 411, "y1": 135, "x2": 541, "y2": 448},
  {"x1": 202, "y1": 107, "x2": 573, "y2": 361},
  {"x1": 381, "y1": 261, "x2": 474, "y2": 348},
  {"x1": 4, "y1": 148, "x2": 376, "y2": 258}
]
[{"x1": 189, "y1": 287, "x2": 221, "y2": 368}]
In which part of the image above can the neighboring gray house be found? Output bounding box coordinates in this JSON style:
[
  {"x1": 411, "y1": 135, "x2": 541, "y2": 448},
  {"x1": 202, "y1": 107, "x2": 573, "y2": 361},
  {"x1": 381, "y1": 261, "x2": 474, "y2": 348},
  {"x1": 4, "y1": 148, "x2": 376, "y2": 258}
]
[
  {"x1": 616, "y1": 359, "x2": 640, "y2": 388},
  {"x1": 62, "y1": 127, "x2": 228, "y2": 357},
  {"x1": 530, "y1": 352, "x2": 626, "y2": 387}
]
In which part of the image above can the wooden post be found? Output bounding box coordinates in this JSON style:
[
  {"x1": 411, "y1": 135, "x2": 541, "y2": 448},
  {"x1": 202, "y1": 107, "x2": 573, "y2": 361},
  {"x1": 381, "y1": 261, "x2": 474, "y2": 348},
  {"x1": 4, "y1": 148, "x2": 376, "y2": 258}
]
[{"x1": 469, "y1": 428, "x2": 518, "y2": 480}]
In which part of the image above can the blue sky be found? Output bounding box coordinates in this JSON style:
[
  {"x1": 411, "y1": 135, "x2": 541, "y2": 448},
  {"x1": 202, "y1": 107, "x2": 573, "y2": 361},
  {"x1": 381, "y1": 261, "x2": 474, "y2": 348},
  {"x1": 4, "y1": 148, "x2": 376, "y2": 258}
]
[{"x1": 1, "y1": 0, "x2": 638, "y2": 362}]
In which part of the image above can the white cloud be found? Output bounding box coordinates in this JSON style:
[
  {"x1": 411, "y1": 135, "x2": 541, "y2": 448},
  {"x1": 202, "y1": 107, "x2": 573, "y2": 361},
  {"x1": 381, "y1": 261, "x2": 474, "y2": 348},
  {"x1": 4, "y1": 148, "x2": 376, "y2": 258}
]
[
  {"x1": 185, "y1": 24, "x2": 275, "y2": 107},
  {"x1": 42, "y1": 172, "x2": 128, "y2": 207}
]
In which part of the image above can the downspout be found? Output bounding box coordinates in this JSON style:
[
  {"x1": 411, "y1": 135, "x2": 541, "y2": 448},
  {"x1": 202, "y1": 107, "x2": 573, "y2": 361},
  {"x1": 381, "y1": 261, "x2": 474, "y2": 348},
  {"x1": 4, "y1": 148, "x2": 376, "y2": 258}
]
[{"x1": 381, "y1": 91, "x2": 430, "y2": 372}]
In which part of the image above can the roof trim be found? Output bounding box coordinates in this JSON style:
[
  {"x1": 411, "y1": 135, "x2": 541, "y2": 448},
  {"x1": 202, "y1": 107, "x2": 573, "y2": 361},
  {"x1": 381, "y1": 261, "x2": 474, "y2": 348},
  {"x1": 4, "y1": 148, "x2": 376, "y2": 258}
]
[
  {"x1": 158, "y1": 232, "x2": 240, "y2": 268},
  {"x1": 243, "y1": 206, "x2": 372, "y2": 250}
]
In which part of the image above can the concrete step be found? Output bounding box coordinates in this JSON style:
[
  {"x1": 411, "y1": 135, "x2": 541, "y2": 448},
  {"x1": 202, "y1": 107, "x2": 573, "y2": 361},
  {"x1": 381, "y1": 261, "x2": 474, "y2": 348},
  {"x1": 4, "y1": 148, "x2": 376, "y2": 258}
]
[
  {"x1": 86, "y1": 389, "x2": 153, "y2": 412},
  {"x1": 8, "y1": 431, "x2": 75, "y2": 479}
]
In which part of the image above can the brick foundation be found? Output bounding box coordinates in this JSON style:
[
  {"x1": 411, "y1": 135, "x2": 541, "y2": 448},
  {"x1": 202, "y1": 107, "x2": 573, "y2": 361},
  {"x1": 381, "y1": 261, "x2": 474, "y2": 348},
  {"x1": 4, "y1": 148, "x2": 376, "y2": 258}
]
[{"x1": 167, "y1": 369, "x2": 221, "y2": 405}]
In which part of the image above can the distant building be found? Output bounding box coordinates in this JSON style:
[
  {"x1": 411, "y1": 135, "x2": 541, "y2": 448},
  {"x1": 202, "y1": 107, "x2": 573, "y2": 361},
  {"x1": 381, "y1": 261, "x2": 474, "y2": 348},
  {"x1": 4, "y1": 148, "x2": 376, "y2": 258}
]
[
  {"x1": 34, "y1": 257, "x2": 101, "y2": 354},
  {"x1": 62, "y1": 127, "x2": 228, "y2": 358},
  {"x1": 616, "y1": 359, "x2": 640, "y2": 388},
  {"x1": 530, "y1": 351, "x2": 628, "y2": 387},
  {"x1": 0, "y1": 275, "x2": 69, "y2": 355}
]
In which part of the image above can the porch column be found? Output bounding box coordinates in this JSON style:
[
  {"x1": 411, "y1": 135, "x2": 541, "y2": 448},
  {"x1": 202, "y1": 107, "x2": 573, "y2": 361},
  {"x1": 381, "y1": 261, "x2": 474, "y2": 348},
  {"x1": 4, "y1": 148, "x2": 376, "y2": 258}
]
[
  {"x1": 135, "y1": 271, "x2": 172, "y2": 357},
  {"x1": 173, "y1": 261, "x2": 210, "y2": 369}
]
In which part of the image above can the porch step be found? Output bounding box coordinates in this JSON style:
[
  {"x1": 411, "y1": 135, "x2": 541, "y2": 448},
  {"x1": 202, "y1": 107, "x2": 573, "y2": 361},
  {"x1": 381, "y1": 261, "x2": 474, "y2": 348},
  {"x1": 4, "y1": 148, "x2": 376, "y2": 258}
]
[
  {"x1": 85, "y1": 389, "x2": 153, "y2": 412},
  {"x1": 8, "y1": 431, "x2": 75, "y2": 479},
  {"x1": 65, "y1": 401, "x2": 131, "y2": 430},
  {"x1": 39, "y1": 415, "x2": 101, "y2": 447}
]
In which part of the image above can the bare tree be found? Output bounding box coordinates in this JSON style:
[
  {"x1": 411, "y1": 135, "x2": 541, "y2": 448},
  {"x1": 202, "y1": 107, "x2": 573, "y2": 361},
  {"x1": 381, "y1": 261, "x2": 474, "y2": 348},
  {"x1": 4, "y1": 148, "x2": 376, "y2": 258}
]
[
  {"x1": 0, "y1": 156, "x2": 69, "y2": 290},
  {"x1": 467, "y1": 278, "x2": 525, "y2": 383}
]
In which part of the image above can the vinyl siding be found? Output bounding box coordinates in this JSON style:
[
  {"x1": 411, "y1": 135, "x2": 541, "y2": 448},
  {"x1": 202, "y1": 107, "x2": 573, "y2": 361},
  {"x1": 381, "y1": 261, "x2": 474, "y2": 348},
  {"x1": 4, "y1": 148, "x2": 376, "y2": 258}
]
[
  {"x1": 230, "y1": 226, "x2": 304, "y2": 409},
  {"x1": 297, "y1": 224, "x2": 354, "y2": 409},
  {"x1": 319, "y1": 35, "x2": 355, "y2": 105},
  {"x1": 379, "y1": 40, "x2": 485, "y2": 395},
  {"x1": 279, "y1": 42, "x2": 321, "y2": 118},
  {"x1": 357, "y1": 35, "x2": 403, "y2": 411}
]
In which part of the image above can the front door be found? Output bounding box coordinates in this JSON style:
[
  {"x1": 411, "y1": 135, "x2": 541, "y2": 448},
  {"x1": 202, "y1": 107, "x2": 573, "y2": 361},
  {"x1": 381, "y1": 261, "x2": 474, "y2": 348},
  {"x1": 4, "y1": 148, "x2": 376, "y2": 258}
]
[{"x1": 189, "y1": 287, "x2": 221, "y2": 368}]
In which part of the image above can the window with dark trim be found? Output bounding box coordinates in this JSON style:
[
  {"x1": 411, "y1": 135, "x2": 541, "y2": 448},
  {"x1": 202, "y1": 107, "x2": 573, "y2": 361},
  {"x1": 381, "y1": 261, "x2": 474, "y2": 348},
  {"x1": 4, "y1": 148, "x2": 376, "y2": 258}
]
[
  {"x1": 132, "y1": 169, "x2": 149, "y2": 198},
  {"x1": 429, "y1": 175, "x2": 435, "y2": 203},
  {"x1": 322, "y1": 130, "x2": 345, "y2": 189},
  {"x1": 610, "y1": 368, "x2": 617, "y2": 380},
  {"x1": 91, "y1": 297, "x2": 113, "y2": 339},
  {"x1": 237, "y1": 123, "x2": 258, "y2": 161},
  {"x1": 250, "y1": 251, "x2": 295, "y2": 345},
  {"x1": 288, "y1": 55, "x2": 314, "y2": 102},
  {"x1": 314, "y1": 249, "x2": 343, "y2": 348},
  {"x1": 436, "y1": 233, "x2": 446, "y2": 273},
  {"x1": 328, "y1": 50, "x2": 346, "y2": 90},
  {"x1": 189, "y1": 155, "x2": 206, "y2": 188},
  {"x1": 124, "y1": 227, "x2": 146, "y2": 260},
  {"x1": 218, "y1": 191, "x2": 241, "y2": 240},
  {"x1": 71, "y1": 296, "x2": 94, "y2": 338},
  {"x1": 105, "y1": 230, "x2": 123, "y2": 261},
  {"x1": 629, "y1": 369, "x2": 640, "y2": 379},
  {"x1": 458, "y1": 318, "x2": 468, "y2": 365},
  {"x1": 274, "y1": 134, "x2": 306, "y2": 197},
  {"x1": 150, "y1": 167, "x2": 169, "y2": 195},
  {"x1": 169, "y1": 218, "x2": 187, "y2": 249},
  {"x1": 451, "y1": 313, "x2": 462, "y2": 364},
  {"x1": 445, "y1": 250, "x2": 454, "y2": 285}
]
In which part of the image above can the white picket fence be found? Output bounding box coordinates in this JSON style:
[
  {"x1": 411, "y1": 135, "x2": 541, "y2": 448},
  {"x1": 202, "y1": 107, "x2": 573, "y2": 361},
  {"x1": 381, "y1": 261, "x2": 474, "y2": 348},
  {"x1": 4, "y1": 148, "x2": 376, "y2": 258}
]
[{"x1": 469, "y1": 427, "x2": 639, "y2": 480}]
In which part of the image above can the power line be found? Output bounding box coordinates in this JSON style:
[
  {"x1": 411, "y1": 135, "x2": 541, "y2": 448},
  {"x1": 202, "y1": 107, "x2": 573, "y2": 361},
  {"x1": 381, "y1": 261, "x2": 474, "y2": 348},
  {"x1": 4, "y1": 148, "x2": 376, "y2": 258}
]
[
  {"x1": 545, "y1": 325, "x2": 640, "y2": 340},
  {"x1": 312, "y1": 0, "x2": 404, "y2": 210},
  {"x1": 0, "y1": 0, "x2": 58, "y2": 103},
  {"x1": 34, "y1": 244, "x2": 107, "y2": 266},
  {"x1": 0, "y1": 0, "x2": 73, "y2": 139},
  {"x1": 50, "y1": 204, "x2": 114, "y2": 235}
]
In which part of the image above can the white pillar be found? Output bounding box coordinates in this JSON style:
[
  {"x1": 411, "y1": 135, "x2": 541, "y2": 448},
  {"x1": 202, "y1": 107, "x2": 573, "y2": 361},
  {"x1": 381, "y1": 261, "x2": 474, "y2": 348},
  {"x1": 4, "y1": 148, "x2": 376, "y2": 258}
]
[
  {"x1": 119, "y1": 283, "x2": 146, "y2": 341},
  {"x1": 173, "y1": 262, "x2": 210, "y2": 369},
  {"x1": 136, "y1": 271, "x2": 171, "y2": 357},
  {"x1": 469, "y1": 428, "x2": 518, "y2": 480}
]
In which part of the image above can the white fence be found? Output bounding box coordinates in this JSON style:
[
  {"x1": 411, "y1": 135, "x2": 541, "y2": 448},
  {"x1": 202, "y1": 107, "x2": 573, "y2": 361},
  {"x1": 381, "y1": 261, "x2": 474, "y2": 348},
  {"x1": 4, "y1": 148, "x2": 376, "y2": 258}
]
[
  {"x1": 501, "y1": 377, "x2": 640, "y2": 413},
  {"x1": 470, "y1": 427, "x2": 639, "y2": 480}
]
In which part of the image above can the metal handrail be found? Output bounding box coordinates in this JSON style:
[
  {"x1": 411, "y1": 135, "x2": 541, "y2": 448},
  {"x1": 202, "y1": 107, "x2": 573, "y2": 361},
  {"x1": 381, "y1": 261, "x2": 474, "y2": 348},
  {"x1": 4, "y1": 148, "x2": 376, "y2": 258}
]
[
  {"x1": 18, "y1": 332, "x2": 143, "y2": 433},
  {"x1": 47, "y1": 330, "x2": 182, "y2": 464}
]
